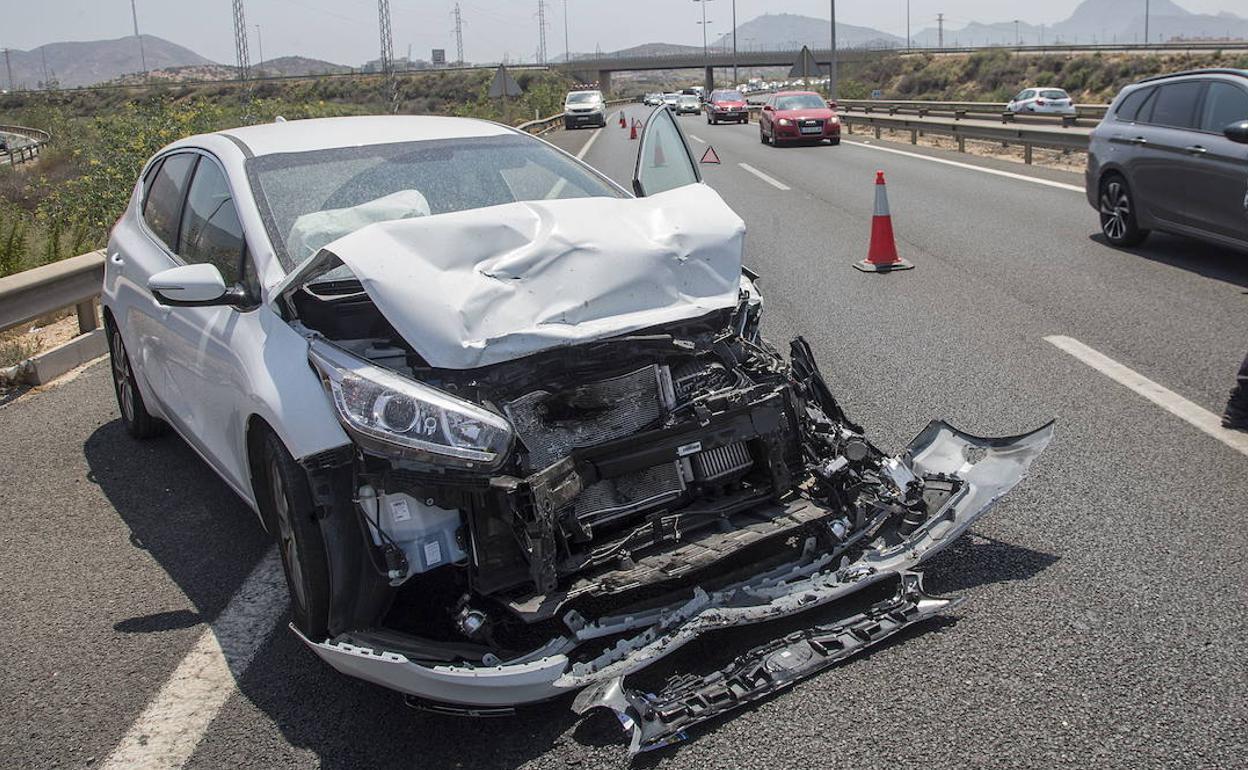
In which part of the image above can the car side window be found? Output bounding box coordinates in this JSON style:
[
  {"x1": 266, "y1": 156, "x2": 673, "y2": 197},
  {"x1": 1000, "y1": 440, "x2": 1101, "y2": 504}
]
[
  {"x1": 1018, "y1": 90, "x2": 1035, "y2": 101},
  {"x1": 1148, "y1": 81, "x2": 1205, "y2": 129},
  {"x1": 178, "y1": 156, "x2": 246, "y2": 287},
  {"x1": 1115, "y1": 87, "x2": 1153, "y2": 122},
  {"x1": 1199, "y1": 82, "x2": 1248, "y2": 133},
  {"x1": 143, "y1": 153, "x2": 198, "y2": 251}
]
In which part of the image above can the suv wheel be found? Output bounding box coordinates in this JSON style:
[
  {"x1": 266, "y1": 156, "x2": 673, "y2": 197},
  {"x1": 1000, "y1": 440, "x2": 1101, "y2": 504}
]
[{"x1": 1099, "y1": 176, "x2": 1149, "y2": 247}]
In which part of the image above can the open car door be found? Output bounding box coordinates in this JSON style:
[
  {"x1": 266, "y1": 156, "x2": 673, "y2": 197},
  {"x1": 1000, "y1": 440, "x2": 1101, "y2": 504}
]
[{"x1": 632, "y1": 105, "x2": 702, "y2": 197}]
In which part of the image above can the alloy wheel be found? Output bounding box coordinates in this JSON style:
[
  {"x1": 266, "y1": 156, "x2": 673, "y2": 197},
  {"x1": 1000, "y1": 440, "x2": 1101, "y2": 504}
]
[
  {"x1": 1099, "y1": 180, "x2": 1131, "y2": 242},
  {"x1": 111, "y1": 329, "x2": 136, "y2": 425},
  {"x1": 270, "y1": 457, "x2": 308, "y2": 613}
]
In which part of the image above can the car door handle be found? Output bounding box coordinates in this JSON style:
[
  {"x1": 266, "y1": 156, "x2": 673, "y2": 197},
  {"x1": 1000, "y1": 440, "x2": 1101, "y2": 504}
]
[
  {"x1": 1184, "y1": 145, "x2": 1207, "y2": 155},
  {"x1": 1129, "y1": 136, "x2": 1148, "y2": 145}
]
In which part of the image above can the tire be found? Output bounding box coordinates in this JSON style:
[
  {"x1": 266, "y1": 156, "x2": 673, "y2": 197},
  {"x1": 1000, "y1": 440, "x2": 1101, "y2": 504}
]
[
  {"x1": 564, "y1": 119, "x2": 574, "y2": 130},
  {"x1": 258, "y1": 429, "x2": 331, "y2": 638},
  {"x1": 1099, "y1": 175, "x2": 1149, "y2": 247},
  {"x1": 106, "y1": 320, "x2": 164, "y2": 439},
  {"x1": 759, "y1": 125, "x2": 770, "y2": 145},
  {"x1": 829, "y1": 137, "x2": 840, "y2": 146}
]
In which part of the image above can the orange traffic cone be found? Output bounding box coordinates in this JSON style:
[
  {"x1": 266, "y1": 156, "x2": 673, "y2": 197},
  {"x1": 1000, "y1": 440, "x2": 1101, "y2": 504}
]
[
  {"x1": 629, "y1": 120, "x2": 639, "y2": 140},
  {"x1": 854, "y1": 171, "x2": 913, "y2": 273},
  {"x1": 619, "y1": 111, "x2": 627, "y2": 128}
]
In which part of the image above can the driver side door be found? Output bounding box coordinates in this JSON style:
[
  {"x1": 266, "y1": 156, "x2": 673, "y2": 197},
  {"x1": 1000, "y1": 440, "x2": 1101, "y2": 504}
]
[{"x1": 632, "y1": 105, "x2": 701, "y2": 197}]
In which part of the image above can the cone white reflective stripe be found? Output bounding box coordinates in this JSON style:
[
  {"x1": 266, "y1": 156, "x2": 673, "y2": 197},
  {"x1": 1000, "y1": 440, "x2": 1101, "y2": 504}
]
[{"x1": 873, "y1": 171, "x2": 890, "y2": 216}]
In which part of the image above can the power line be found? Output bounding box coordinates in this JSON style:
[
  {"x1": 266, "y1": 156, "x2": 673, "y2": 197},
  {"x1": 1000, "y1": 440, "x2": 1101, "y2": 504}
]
[
  {"x1": 232, "y1": 0, "x2": 250, "y2": 81},
  {"x1": 3, "y1": 49, "x2": 13, "y2": 92},
  {"x1": 937, "y1": 13, "x2": 945, "y2": 49}
]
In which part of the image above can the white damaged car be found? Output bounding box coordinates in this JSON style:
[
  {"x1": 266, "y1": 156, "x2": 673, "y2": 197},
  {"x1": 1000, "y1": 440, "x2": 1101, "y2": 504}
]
[{"x1": 103, "y1": 109, "x2": 1052, "y2": 753}]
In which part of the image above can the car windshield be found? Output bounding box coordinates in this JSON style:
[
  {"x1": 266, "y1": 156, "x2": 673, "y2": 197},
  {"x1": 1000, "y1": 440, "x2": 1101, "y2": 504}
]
[
  {"x1": 247, "y1": 134, "x2": 625, "y2": 270},
  {"x1": 1039, "y1": 90, "x2": 1069, "y2": 99},
  {"x1": 715, "y1": 91, "x2": 745, "y2": 101},
  {"x1": 679, "y1": 95, "x2": 698, "y2": 102},
  {"x1": 566, "y1": 92, "x2": 599, "y2": 104},
  {"x1": 776, "y1": 94, "x2": 827, "y2": 110}
]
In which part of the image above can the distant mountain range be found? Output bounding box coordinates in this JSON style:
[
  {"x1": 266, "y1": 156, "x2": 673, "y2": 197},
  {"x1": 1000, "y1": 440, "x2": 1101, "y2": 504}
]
[
  {"x1": 712, "y1": 13, "x2": 903, "y2": 51},
  {"x1": 1, "y1": 35, "x2": 212, "y2": 89},
  {"x1": 913, "y1": 0, "x2": 1247, "y2": 46}
]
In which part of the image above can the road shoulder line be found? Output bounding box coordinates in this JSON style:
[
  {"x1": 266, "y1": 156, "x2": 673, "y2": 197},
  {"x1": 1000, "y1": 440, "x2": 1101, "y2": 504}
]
[
  {"x1": 1045, "y1": 335, "x2": 1248, "y2": 457},
  {"x1": 844, "y1": 140, "x2": 1084, "y2": 193},
  {"x1": 100, "y1": 549, "x2": 288, "y2": 770}
]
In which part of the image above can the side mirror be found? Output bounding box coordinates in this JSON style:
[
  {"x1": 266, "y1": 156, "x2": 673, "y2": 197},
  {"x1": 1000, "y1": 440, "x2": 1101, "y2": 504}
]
[
  {"x1": 149, "y1": 264, "x2": 246, "y2": 307},
  {"x1": 1225, "y1": 121, "x2": 1248, "y2": 145},
  {"x1": 762, "y1": 105, "x2": 774, "y2": 112},
  {"x1": 827, "y1": 100, "x2": 838, "y2": 110}
]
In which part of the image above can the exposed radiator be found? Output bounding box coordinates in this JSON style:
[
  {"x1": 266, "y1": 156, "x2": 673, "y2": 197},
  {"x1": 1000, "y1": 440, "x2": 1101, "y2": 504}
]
[{"x1": 574, "y1": 461, "x2": 686, "y2": 527}]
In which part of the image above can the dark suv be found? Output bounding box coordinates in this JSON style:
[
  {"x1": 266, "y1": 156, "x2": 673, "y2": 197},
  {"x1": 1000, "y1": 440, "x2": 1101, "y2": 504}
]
[{"x1": 1087, "y1": 69, "x2": 1248, "y2": 251}]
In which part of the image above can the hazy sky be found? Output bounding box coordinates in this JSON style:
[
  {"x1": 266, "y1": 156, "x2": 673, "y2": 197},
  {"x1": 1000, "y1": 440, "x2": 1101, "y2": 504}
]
[{"x1": 0, "y1": 0, "x2": 1241, "y2": 66}]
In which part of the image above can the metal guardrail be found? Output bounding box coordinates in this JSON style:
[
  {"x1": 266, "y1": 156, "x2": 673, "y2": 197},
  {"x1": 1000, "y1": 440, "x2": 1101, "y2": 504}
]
[
  {"x1": 0, "y1": 250, "x2": 104, "y2": 336},
  {"x1": 836, "y1": 99, "x2": 1108, "y2": 127},
  {"x1": 839, "y1": 112, "x2": 1090, "y2": 163},
  {"x1": 0, "y1": 124, "x2": 51, "y2": 165}
]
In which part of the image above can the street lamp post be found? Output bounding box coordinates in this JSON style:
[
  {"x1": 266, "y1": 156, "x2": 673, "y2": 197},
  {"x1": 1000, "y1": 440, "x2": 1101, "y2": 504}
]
[
  {"x1": 829, "y1": 0, "x2": 837, "y2": 101},
  {"x1": 694, "y1": 0, "x2": 713, "y2": 91},
  {"x1": 563, "y1": 0, "x2": 570, "y2": 63},
  {"x1": 731, "y1": 0, "x2": 738, "y2": 88}
]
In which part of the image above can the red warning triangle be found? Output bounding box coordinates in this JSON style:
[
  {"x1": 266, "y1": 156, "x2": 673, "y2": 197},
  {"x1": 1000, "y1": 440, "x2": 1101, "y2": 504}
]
[{"x1": 700, "y1": 146, "x2": 721, "y2": 164}]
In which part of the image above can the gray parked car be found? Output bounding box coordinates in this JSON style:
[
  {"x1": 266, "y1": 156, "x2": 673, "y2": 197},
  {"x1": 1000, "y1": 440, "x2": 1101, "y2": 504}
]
[{"x1": 1087, "y1": 69, "x2": 1248, "y2": 251}]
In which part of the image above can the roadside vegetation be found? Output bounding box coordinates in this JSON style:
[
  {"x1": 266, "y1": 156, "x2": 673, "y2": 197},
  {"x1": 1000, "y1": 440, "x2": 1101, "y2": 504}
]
[{"x1": 0, "y1": 69, "x2": 571, "y2": 278}]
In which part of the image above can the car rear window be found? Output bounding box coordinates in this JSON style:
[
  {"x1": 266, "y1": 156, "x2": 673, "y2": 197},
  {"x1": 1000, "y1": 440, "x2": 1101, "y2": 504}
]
[
  {"x1": 143, "y1": 152, "x2": 198, "y2": 250},
  {"x1": 1148, "y1": 81, "x2": 1205, "y2": 129},
  {"x1": 1039, "y1": 90, "x2": 1069, "y2": 100}
]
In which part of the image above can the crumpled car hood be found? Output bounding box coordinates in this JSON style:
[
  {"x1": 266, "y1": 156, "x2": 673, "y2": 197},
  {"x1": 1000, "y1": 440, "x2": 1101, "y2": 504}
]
[{"x1": 307, "y1": 183, "x2": 746, "y2": 369}]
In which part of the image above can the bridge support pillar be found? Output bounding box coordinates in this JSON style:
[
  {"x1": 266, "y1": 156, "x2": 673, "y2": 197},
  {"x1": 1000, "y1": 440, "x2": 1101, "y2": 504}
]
[{"x1": 704, "y1": 66, "x2": 714, "y2": 93}]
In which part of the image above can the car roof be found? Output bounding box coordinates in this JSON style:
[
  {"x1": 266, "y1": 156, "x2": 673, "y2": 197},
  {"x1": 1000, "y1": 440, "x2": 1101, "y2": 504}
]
[
  {"x1": 1138, "y1": 68, "x2": 1248, "y2": 84},
  {"x1": 218, "y1": 115, "x2": 513, "y2": 158}
]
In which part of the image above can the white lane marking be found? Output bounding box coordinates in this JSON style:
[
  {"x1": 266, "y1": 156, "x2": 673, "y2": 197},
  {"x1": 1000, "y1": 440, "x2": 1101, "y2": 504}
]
[
  {"x1": 688, "y1": 134, "x2": 707, "y2": 144},
  {"x1": 844, "y1": 140, "x2": 1085, "y2": 193},
  {"x1": 1045, "y1": 335, "x2": 1248, "y2": 457},
  {"x1": 738, "y1": 162, "x2": 791, "y2": 191},
  {"x1": 100, "y1": 550, "x2": 288, "y2": 770},
  {"x1": 576, "y1": 126, "x2": 603, "y2": 159}
]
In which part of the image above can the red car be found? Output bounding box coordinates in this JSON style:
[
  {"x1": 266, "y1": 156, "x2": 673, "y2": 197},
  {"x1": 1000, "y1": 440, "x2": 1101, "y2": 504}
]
[
  {"x1": 759, "y1": 91, "x2": 841, "y2": 146},
  {"x1": 705, "y1": 89, "x2": 749, "y2": 124}
]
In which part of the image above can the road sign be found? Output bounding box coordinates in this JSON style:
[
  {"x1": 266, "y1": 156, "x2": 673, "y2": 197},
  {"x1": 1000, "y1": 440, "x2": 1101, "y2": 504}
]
[
  {"x1": 432, "y1": 49, "x2": 446, "y2": 66},
  {"x1": 488, "y1": 65, "x2": 523, "y2": 99},
  {"x1": 788, "y1": 46, "x2": 825, "y2": 79}
]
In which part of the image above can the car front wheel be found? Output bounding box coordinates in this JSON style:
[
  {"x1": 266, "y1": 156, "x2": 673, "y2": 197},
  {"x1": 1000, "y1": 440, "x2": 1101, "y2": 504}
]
[
  {"x1": 107, "y1": 321, "x2": 164, "y2": 439},
  {"x1": 259, "y1": 429, "x2": 331, "y2": 638},
  {"x1": 759, "y1": 125, "x2": 769, "y2": 144},
  {"x1": 1099, "y1": 176, "x2": 1149, "y2": 247}
]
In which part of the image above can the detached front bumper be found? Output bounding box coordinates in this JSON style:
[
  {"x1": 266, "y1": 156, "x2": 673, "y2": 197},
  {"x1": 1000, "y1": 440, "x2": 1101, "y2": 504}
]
[{"x1": 296, "y1": 419, "x2": 1052, "y2": 710}]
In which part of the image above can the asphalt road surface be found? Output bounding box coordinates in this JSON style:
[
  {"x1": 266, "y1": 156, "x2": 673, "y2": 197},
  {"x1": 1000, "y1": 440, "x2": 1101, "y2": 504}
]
[{"x1": 2, "y1": 107, "x2": 1246, "y2": 769}]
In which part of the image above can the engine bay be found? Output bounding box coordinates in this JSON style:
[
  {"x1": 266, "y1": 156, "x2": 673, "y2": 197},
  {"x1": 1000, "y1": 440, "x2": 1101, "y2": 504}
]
[{"x1": 291, "y1": 275, "x2": 972, "y2": 660}]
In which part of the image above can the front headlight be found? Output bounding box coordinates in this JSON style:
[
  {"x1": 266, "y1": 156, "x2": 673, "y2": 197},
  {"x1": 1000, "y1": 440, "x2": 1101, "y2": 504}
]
[
  {"x1": 778, "y1": 118, "x2": 792, "y2": 126},
  {"x1": 309, "y1": 339, "x2": 512, "y2": 469}
]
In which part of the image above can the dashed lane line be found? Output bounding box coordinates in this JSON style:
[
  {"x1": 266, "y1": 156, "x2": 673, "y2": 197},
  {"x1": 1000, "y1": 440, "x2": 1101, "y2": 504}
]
[
  {"x1": 100, "y1": 549, "x2": 288, "y2": 770},
  {"x1": 844, "y1": 140, "x2": 1085, "y2": 193},
  {"x1": 688, "y1": 134, "x2": 707, "y2": 144},
  {"x1": 738, "y1": 162, "x2": 791, "y2": 191},
  {"x1": 1045, "y1": 335, "x2": 1248, "y2": 457}
]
